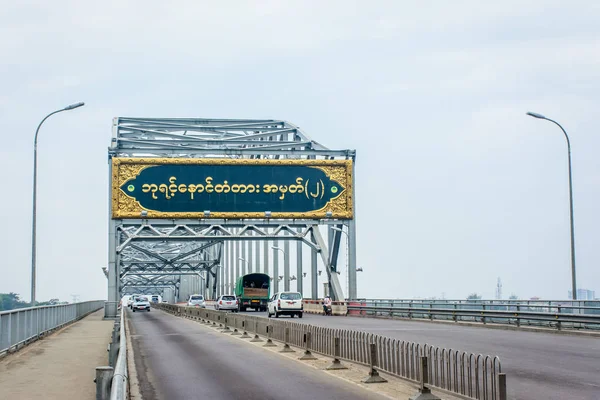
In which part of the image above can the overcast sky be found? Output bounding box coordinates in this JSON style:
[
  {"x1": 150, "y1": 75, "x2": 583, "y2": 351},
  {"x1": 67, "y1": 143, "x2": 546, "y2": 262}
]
[{"x1": 1, "y1": 1, "x2": 599, "y2": 302}]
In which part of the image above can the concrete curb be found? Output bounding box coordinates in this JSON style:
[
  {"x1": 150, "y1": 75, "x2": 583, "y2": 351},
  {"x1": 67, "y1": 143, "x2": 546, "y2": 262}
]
[{"x1": 125, "y1": 312, "x2": 143, "y2": 400}]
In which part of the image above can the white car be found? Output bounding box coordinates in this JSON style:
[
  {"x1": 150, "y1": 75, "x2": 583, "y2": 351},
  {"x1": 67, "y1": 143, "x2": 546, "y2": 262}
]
[
  {"x1": 132, "y1": 296, "x2": 151, "y2": 312},
  {"x1": 267, "y1": 292, "x2": 303, "y2": 318},
  {"x1": 215, "y1": 295, "x2": 238, "y2": 311},
  {"x1": 187, "y1": 294, "x2": 206, "y2": 308}
]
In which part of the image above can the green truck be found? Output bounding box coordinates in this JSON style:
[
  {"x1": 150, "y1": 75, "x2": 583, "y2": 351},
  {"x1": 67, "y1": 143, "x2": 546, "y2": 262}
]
[{"x1": 235, "y1": 273, "x2": 270, "y2": 311}]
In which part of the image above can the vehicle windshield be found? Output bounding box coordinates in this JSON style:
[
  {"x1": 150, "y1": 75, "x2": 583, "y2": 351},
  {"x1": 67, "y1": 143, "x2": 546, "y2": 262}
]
[
  {"x1": 191, "y1": 296, "x2": 204, "y2": 301},
  {"x1": 137, "y1": 297, "x2": 148, "y2": 302},
  {"x1": 222, "y1": 296, "x2": 235, "y2": 301},
  {"x1": 280, "y1": 293, "x2": 302, "y2": 300}
]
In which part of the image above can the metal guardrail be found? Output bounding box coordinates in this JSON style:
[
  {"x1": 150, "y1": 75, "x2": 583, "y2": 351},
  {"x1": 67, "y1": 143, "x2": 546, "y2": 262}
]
[
  {"x1": 96, "y1": 308, "x2": 128, "y2": 400},
  {"x1": 110, "y1": 310, "x2": 127, "y2": 400},
  {"x1": 347, "y1": 299, "x2": 600, "y2": 331},
  {"x1": 158, "y1": 303, "x2": 506, "y2": 400},
  {"x1": 0, "y1": 300, "x2": 105, "y2": 356}
]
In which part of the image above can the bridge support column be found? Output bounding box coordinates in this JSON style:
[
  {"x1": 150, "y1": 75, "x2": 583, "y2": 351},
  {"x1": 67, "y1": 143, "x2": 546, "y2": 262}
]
[
  {"x1": 284, "y1": 235, "x2": 290, "y2": 291},
  {"x1": 242, "y1": 239, "x2": 247, "y2": 276},
  {"x1": 248, "y1": 235, "x2": 254, "y2": 273},
  {"x1": 348, "y1": 219, "x2": 357, "y2": 300},
  {"x1": 273, "y1": 238, "x2": 279, "y2": 293},
  {"x1": 229, "y1": 240, "x2": 234, "y2": 294},
  {"x1": 311, "y1": 246, "x2": 318, "y2": 299},
  {"x1": 106, "y1": 219, "x2": 119, "y2": 319},
  {"x1": 236, "y1": 233, "x2": 241, "y2": 287},
  {"x1": 297, "y1": 228, "x2": 303, "y2": 296},
  {"x1": 263, "y1": 237, "x2": 269, "y2": 276},
  {"x1": 255, "y1": 240, "x2": 260, "y2": 276}
]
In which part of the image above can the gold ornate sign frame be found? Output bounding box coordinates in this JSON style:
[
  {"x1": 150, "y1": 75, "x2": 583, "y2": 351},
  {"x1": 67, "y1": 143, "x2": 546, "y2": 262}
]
[{"x1": 111, "y1": 157, "x2": 354, "y2": 219}]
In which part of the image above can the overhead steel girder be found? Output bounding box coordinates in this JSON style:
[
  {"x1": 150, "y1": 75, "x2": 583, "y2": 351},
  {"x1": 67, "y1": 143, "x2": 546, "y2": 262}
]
[
  {"x1": 122, "y1": 287, "x2": 167, "y2": 295},
  {"x1": 121, "y1": 259, "x2": 216, "y2": 265},
  {"x1": 122, "y1": 274, "x2": 178, "y2": 284},
  {"x1": 121, "y1": 241, "x2": 220, "y2": 261},
  {"x1": 121, "y1": 262, "x2": 216, "y2": 272},
  {"x1": 122, "y1": 280, "x2": 178, "y2": 287},
  {"x1": 116, "y1": 224, "x2": 320, "y2": 252},
  {"x1": 110, "y1": 117, "x2": 353, "y2": 158},
  {"x1": 123, "y1": 272, "x2": 204, "y2": 276},
  {"x1": 123, "y1": 285, "x2": 174, "y2": 291},
  {"x1": 121, "y1": 265, "x2": 216, "y2": 278}
]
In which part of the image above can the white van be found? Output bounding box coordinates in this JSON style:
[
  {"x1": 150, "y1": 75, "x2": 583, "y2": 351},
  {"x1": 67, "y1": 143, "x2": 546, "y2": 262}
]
[{"x1": 267, "y1": 292, "x2": 303, "y2": 318}]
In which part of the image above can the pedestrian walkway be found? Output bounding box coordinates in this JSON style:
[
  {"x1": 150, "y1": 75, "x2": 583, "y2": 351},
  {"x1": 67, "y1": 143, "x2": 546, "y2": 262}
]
[{"x1": 0, "y1": 309, "x2": 114, "y2": 400}]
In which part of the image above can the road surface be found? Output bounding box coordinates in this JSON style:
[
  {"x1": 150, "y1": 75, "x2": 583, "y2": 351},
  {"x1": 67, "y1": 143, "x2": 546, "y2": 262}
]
[
  {"x1": 238, "y1": 309, "x2": 600, "y2": 400},
  {"x1": 127, "y1": 308, "x2": 388, "y2": 400}
]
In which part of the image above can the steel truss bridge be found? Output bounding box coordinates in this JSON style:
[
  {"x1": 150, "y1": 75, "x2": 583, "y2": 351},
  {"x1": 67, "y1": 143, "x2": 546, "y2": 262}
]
[{"x1": 106, "y1": 118, "x2": 357, "y2": 317}]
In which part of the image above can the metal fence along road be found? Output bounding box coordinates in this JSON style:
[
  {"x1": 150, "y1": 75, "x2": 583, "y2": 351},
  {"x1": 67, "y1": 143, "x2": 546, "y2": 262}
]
[
  {"x1": 0, "y1": 301, "x2": 105, "y2": 356},
  {"x1": 110, "y1": 310, "x2": 127, "y2": 400},
  {"x1": 347, "y1": 299, "x2": 600, "y2": 331},
  {"x1": 158, "y1": 303, "x2": 507, "y2": 400}
]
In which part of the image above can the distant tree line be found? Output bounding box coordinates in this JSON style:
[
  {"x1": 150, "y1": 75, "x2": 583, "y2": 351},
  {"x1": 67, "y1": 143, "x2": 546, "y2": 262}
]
[
  {"x1": 466, "y1": 293, "x2": 482, "y2": 300},
  {"x1": 0, "y1": 292, "x2": 61, "y2": 311}
]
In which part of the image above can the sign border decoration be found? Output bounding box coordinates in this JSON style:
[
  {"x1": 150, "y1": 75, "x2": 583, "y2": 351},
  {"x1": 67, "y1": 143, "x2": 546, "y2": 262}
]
[{"x1": 111, "y1": 157, "x2": 353, "y2": 219}]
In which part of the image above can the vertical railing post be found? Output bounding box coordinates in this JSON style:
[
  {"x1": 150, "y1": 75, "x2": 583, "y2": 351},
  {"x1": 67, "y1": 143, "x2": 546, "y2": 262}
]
[
  {"x1": 250, "y1": 320, "x2": 263, "y2": 342},
  {"x1": 240, "y1": 319, "x2": 251, "y2": 338},
  {"x1": 299, "y1": 331, "x2": 317, "y2": 360},
  {"x1": 362, "y1": 343, "x2": 387, "y2": 383},
  {"x1": 408, "y1": 356, "x2": 441, "y2": 400},
  {"x1": 95, "y1": 366, "x2": 114, "y2": 400},
  {"x1": 326, "y1": 337, "x2": 347, "y2": 370},
  {"x1": 498, "y1": 373, "x2": 507, "y2": 400},
  {"x1": 453, "y1": 303, "x2": 457, "y2": 322},
  {"x1": 230, "y1": 314, "x2": 241, "y2": 336},
  {"x1": 482, "y1": 304, "x2": 486, "y2": 324},
  {"x1": 222, "y1": 316, "x2": 231, "y2": 333},
  {"x1": 263, "y1": 325, "x2": 277, "y2": 347},
  {"x1": 279, "y1": 327, "x2": 295, "y2": 353}
]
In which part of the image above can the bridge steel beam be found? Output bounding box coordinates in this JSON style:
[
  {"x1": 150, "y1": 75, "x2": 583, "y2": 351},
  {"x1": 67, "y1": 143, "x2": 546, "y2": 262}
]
[{"x1": 108, "y1": 118, "x2": 356, "y2": 306}]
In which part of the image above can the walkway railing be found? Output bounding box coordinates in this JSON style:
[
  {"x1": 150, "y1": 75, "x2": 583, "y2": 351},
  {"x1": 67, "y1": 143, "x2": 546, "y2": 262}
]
[
  {"x1": 110, "y1": 310, "x2": 127, "y2": 400},
  {"x1": 158, "y1": 304, "x2": 507, "y2": 400},
  {"x1": 346, "y1": 299, "x2": 600, "y2": 331},
  {"x1": 95, "y1": 307, "x2": 128, "y2": 400},
  {"x1": 0, "y1": 300, "x2": 105, "y2": 356}
]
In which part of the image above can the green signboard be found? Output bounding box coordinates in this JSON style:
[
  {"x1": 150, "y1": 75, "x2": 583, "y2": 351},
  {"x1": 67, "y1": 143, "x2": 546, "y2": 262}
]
[{"x1": 112, "y1": 158, "x2": 353, "y2": 219}]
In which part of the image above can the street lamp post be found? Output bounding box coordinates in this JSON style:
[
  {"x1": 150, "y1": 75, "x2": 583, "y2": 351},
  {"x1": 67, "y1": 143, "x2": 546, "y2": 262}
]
[
  {"x1": 271, "y1": 246, "x2": 285, "y2": 256},
  {"x1": 526, "y1": 111, "x2": 577, "y2": 300},
  {"x1": 271, "y1": 246, "x2": 287, "y2": 290},
  {"x1": 31, "y1": 102, "x2": 84, "y2": 304}
]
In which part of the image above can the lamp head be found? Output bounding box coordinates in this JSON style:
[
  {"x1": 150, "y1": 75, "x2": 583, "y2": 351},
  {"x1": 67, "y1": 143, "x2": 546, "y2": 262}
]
[
  {"x1": 526, "y1": 111, "x2": 546, "y2": 119},
  {"x1": 64, "y1": 102, "x2": 85, "y2": 110}
]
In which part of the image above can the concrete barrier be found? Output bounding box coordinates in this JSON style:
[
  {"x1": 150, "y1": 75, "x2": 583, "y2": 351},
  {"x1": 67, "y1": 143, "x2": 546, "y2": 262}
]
[
  {"x1": 302, "y1": 300, "x2": 347, "y2": 316},
  {"x1": 348, "y1": 301, "x2": 366, "y2": 316}
]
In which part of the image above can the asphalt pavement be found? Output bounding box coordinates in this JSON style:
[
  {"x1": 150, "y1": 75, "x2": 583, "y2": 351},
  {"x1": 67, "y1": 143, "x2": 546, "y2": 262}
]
[
  {"x1": 127, "y1": 308, "x2": 388, "y2": 400},
  {"x1": 237, "y1": 309, "x2": 600, "y2": 400}
]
